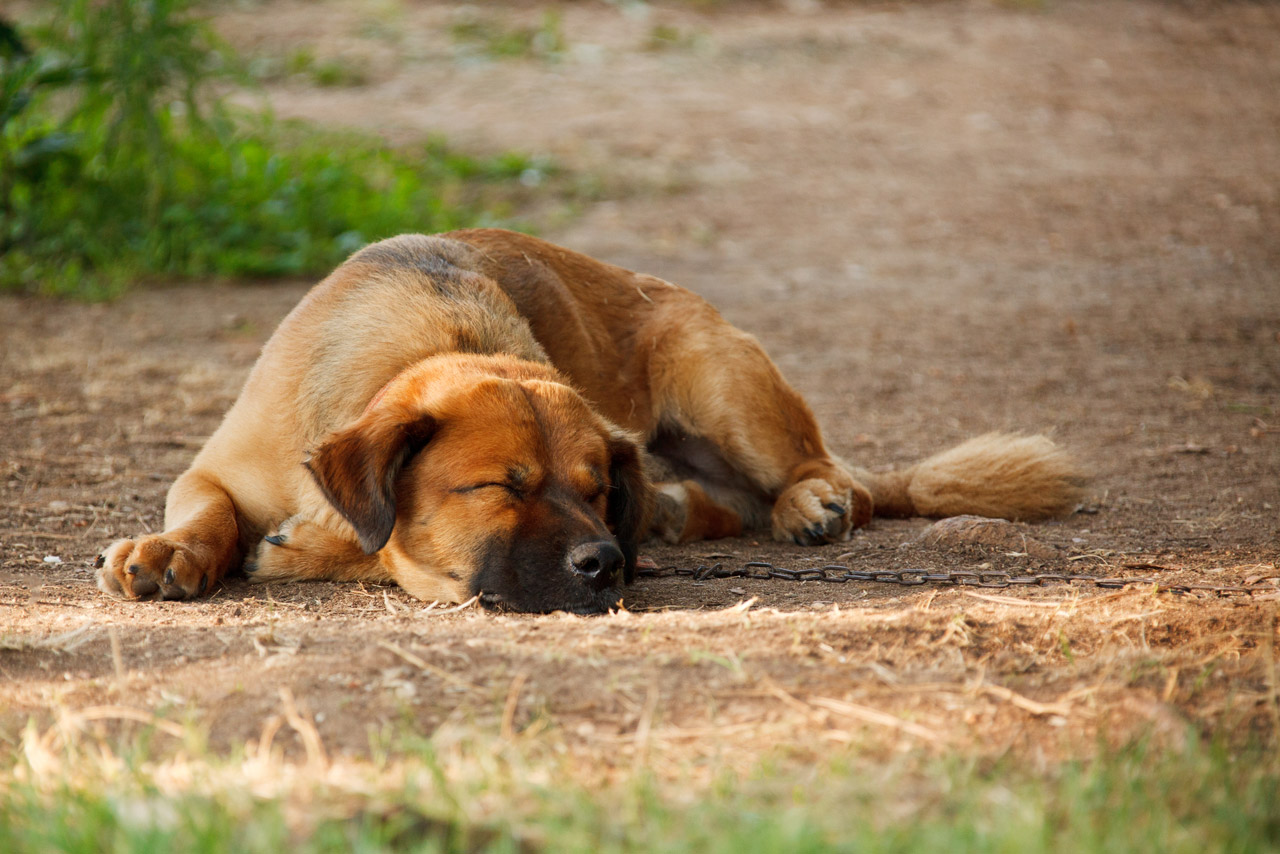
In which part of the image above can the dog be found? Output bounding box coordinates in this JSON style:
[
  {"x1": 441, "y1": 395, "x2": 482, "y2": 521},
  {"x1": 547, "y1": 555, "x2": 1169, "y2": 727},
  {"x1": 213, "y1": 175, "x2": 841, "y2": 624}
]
[{"x1": 97, "y1": 229, "x2": 1083, "y2": 613}]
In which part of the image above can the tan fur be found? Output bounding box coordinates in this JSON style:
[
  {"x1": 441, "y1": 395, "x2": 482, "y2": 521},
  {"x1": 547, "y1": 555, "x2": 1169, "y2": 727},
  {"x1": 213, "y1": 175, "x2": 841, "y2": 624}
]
[
  {"x1": 97, "y1": 229, "x2": 1085, "y2": 609},
  {"x1": 852, "y1": 433, "x2": 1085, "y2": 521}
]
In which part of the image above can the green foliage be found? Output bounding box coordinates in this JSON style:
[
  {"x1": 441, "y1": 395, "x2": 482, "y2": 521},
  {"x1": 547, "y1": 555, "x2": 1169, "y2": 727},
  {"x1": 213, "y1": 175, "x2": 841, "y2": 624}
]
[{"x1": 0, "y1": 1, "x2": 542, "y2": 298}]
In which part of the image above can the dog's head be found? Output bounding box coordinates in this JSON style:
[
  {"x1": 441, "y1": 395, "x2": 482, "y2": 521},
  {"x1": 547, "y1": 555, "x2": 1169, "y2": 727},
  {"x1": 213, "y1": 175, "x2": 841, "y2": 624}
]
[{"x1": 304, "y1": 356, "x2": 652, "y2": 613}]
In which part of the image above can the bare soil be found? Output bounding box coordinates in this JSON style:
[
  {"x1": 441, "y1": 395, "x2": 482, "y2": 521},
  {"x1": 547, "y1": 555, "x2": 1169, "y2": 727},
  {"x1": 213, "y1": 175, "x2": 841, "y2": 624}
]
[{"x1": 3, "y1": 0, "x2": 1278, "y2": 781}]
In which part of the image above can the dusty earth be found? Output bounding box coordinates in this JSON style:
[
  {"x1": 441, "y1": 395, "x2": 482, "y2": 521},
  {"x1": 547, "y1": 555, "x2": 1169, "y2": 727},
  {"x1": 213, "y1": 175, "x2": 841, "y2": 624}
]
[{"x1": 3, "y1": 0, "x2": 1279, "y2": 786}]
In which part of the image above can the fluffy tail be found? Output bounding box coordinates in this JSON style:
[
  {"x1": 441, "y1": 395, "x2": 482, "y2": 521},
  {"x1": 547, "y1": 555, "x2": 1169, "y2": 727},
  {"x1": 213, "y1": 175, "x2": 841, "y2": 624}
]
[{"x1": 851, "y1": 433, "x2": 1086, "y2": 521}]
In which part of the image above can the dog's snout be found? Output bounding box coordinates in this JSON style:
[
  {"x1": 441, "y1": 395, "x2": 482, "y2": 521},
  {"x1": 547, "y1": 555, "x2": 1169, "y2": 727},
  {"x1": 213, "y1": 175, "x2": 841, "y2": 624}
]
[{"x1": 567, "y1": 541, "x2": 624, "y2": 580}]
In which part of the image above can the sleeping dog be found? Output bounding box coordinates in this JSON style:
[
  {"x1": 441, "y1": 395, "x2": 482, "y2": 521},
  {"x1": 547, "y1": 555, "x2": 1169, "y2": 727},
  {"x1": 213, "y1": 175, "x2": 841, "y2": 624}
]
[{"x1": 97, "y1": 229, "x2": 1083, "y2": 612}]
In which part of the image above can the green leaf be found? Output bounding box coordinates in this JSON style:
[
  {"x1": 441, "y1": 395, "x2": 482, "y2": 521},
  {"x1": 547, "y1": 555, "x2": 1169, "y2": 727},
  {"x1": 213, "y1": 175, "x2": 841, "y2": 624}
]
[
  {"x1": 14, "y1": 132, "x2": 80, "y2": 168},
  {"x1": 0, "y1": 18, "x2": 29, "y2": 59},
  {"x1": 0, "y1": 90, "x2": 32, "y2": 126}
]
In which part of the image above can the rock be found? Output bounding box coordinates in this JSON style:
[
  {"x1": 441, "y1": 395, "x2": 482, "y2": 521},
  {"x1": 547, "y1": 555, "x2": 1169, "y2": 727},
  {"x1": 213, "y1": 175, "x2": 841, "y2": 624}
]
[{"x1": 915, "y1": 515, "x2": 1059, "y2": 559}]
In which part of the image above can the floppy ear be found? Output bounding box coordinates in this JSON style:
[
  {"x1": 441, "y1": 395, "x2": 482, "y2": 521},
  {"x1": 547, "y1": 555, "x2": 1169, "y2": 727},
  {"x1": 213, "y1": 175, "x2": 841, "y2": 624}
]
[
  {"x1": 305, "y1": 406, "x2": 436, "y2": 555},
  {"x1": 605, "y1": 430, "x2": 654, "y2": 584}
]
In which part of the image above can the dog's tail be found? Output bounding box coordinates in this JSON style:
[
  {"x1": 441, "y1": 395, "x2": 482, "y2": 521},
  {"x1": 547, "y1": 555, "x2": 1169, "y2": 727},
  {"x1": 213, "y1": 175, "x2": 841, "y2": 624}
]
[{"x1": 850, "y1": 432, "x2": 1086, "y2": 521}]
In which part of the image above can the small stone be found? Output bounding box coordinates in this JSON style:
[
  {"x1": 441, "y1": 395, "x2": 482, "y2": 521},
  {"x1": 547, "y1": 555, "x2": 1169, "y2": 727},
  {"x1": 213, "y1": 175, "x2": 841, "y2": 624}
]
[{"x1": 916, "y1": 515, "x2": 1059, "y2": 559}]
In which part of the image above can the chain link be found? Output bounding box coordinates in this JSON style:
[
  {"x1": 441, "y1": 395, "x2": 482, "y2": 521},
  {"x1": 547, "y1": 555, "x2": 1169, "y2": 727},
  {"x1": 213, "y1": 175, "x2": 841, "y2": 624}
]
[{"x1": 634, "y1": 561, "x2": 1271, "y2": 597}]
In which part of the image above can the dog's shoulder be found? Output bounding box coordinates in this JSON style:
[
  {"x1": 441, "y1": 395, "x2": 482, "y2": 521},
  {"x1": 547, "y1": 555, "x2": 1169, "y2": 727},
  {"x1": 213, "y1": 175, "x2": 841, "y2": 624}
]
[{"x1": 250, "y1": 234, "x2": 547, "y2": 439}]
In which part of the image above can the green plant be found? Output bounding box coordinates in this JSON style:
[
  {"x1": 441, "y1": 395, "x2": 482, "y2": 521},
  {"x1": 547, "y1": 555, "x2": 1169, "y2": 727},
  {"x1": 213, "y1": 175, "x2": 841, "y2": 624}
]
[
  {"x1": 0, "y1": 18, "x2": 81, "y2": 266},
  {"x1": 0, "y1": 1, "x2": 545, "y2": 298}
]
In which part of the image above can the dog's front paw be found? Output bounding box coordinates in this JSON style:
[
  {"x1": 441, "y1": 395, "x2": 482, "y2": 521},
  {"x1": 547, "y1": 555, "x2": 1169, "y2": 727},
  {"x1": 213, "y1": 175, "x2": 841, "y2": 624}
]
[
  {"x1": 96, "y1": 535, "x2": 214, "y2": 600},
  {"x1": 771, "y1": 478, "x2": 872, "y2": 546}
]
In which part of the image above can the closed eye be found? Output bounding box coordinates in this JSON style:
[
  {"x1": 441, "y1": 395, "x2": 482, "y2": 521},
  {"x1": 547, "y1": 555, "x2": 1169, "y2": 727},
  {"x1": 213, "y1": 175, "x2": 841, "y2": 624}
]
[
  {"x1": 452, "y1": 482, "x2": 525, "y2": 498},
  {"x1": 583, "y1": 472, "x2": 607, "y2": 502}
]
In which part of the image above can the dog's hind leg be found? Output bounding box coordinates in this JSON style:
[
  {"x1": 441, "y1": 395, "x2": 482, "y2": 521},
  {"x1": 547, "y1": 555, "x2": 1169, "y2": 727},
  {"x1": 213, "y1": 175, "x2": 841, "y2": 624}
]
[
  {"x1": 96, "y1": 469, "x2": 242, "y2": 600},
  {"x1": 246, "y1": 515, "x2": 392, "y2": 585},
  {"x1": 643, "y1": 297, "x2": 872, "y2": 546},
  {"x1": 649, "y1": 479, "x2": 744, "y2": 544}
]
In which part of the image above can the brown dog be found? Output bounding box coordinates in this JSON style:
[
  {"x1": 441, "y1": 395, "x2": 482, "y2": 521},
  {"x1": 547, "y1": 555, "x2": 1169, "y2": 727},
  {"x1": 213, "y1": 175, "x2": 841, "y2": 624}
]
[{"x1": 97, "y1": 229, "x2": 1083, "y2": 612}]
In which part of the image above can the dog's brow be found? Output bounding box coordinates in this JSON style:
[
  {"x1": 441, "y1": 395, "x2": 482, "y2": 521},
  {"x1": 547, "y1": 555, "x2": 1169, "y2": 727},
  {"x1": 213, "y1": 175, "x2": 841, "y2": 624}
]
[
  {"x1": 446, "y1": 463, "x2": 538, "y2": 494},
  {"x1": 572, "y1": 467, "x2": 605, "y2": 495}
]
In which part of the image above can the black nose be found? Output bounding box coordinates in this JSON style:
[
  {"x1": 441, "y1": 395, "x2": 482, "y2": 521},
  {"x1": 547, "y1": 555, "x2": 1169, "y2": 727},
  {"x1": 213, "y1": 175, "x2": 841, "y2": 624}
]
[{"x1": 567, "y1": 541, "x2": 624, "y2": 580}]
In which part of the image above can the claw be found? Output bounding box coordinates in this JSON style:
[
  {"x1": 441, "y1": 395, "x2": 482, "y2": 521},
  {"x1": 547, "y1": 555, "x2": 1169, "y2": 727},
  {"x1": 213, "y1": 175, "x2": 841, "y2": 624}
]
[
  {"x1": 824, "y1": 503, "x2": 845, "y2": 515},
  {"x1": 264, "y1": 533, "x2": 287, "y2": 546},
  {"x1": 127, "y1": 564, "x2": 142, "y2": 575},
  {"x1": 94, "y1": 554, "x2": 105, "y2": 568}
]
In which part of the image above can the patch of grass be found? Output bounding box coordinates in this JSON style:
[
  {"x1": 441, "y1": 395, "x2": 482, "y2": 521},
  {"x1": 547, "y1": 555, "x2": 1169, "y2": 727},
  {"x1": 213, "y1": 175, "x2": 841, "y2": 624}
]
[
  {"x1": 2, "y1": 718, "x2": 1278, "y2": 853},
  {"x1": 644, "y1": 24, "x2": 705, "y2": 53},
  {"x1": 248, "y1": 47, "x2": 371, "y2": 88},
  {"x1": 1225, "y1": 402, "x2": 1273, "y2": 416},
  {"x1": 450, "y1": 11, "x2": 567, "y2": 62},
  {"x1": 0, "y1": 784, "x2": 513, "y2": 854},
  {"x1": 995, "y1": 0, "x2": 1049, "y2": 10},
  {"x1": 0, "y1": 1, "x2": 548, "y2": 299}
]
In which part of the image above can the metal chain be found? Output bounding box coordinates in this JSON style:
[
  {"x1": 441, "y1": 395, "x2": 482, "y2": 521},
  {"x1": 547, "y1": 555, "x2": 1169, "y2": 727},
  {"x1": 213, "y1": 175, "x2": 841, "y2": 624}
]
[{"x1": 635, "y1": 561, "x2": 1271, "y2": 597}]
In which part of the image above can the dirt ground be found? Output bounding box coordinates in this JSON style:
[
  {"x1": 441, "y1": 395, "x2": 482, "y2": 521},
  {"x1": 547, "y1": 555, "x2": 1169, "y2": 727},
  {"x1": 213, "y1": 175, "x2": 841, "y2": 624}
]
[{"x1": 2, "y1": 0, "x2": 1279, "y2": 782}]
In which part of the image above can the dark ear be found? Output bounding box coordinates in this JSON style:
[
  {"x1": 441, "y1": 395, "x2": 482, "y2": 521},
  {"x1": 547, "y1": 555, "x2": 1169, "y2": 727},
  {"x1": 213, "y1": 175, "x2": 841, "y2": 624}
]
[
  {"x1": 305, "y1": 408, "x2": 436, "y2": 555},
  {"x1": 605, "y1": 430, "x2": 654, "y2": 584}
]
